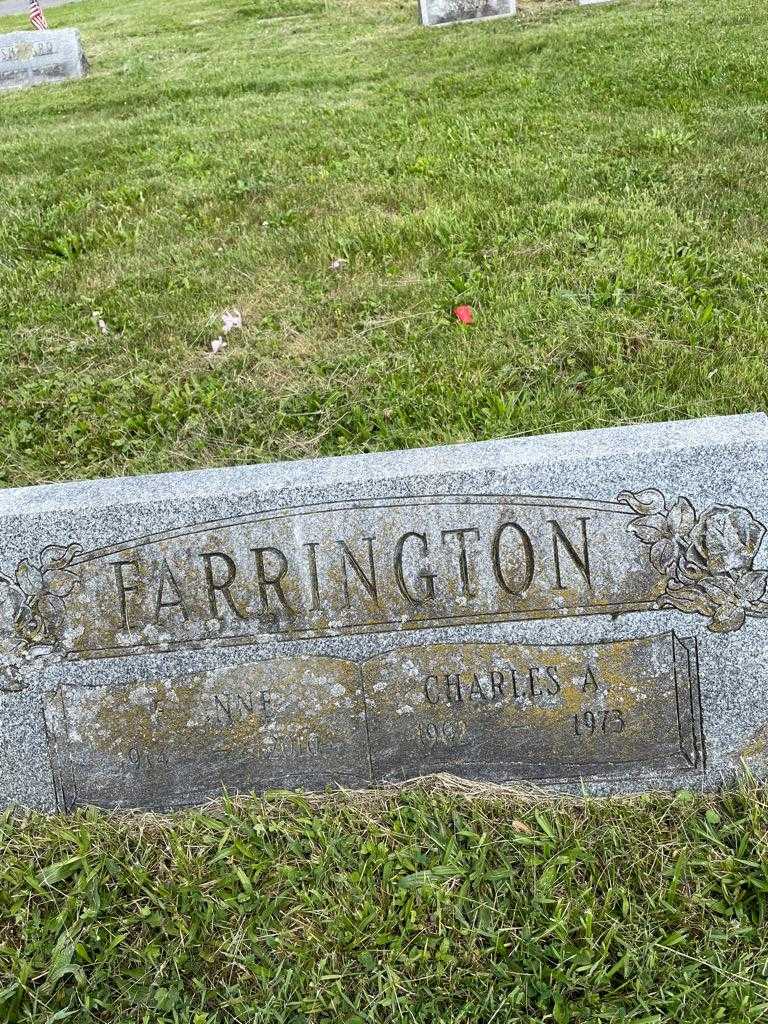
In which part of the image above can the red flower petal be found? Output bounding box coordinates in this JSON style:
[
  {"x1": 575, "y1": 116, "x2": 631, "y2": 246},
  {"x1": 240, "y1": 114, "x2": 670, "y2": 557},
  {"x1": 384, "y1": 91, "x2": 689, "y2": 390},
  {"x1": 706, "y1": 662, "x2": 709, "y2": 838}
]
[{"x1": 453, "y1": 305, "x2": 474, "y2": 325}]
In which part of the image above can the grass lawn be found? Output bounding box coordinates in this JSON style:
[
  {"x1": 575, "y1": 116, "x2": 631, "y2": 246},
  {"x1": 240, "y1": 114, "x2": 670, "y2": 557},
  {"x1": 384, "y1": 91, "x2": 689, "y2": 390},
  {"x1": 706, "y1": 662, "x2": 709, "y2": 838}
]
[
  {"x1": 1, "y1": 0, "x2": 767, "y2": 486},
  {"x1": 3, "y1": 0, "x2": 768, "y2": 1019},
  {"x1": 2, "y1": 787, "x2": 768, "y2": 1022}
]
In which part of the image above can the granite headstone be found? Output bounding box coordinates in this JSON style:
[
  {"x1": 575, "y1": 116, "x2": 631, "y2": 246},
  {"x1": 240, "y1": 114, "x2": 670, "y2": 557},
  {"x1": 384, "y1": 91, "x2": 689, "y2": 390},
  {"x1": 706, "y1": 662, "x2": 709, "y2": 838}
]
[
  {"x1": 419, "y1": 0, "x2": 516, "y2": 28},
  {"x1": 0, "y1": 28, "x2": 87, "y2": 93},
  {"x1": 3, "y1": 414, "x2": 768, "y2": 811}
]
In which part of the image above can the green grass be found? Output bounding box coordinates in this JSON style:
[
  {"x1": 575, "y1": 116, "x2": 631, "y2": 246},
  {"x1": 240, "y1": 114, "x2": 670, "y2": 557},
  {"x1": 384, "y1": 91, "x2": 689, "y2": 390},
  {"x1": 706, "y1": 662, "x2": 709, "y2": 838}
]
[
  {"x1": 3, "y1": 787, "x2": 768, "y2": 1022},
  {"x1": 3, "y1": 2, "x2": 768, "y2": 1020},
  {"x1": 1, "y1": 0, "x2": 767, "y2": 486}
]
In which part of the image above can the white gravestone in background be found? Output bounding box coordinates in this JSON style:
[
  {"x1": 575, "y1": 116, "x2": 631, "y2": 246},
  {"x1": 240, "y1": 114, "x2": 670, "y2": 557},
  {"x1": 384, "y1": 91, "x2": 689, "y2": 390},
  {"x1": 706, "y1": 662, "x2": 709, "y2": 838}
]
[
  {"x1": 420, "y1": 0, "x2": 516, "y2": 28},
  {"x1": 0, "y1": 28, "x2": 88, "y2": 92}
]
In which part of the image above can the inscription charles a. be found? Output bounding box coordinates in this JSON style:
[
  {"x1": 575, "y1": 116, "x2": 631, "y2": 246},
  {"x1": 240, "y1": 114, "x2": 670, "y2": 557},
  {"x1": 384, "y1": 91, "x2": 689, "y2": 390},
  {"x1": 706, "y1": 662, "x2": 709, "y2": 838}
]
[{"x1": 367, "y1": 632, "x2": 703, "y2": 784}]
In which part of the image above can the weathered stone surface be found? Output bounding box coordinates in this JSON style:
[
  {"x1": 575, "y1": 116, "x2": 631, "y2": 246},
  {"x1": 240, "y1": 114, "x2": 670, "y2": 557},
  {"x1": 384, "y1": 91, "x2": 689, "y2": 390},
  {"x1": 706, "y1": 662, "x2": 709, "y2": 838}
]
[
  {"x1": 2, "y1": 413, "x2": 768, "y2": 810},
  {"x1": 46, "y1": 658, "x2": 369, "y2": 811},
  {"x1": 419, "y1": 0, "x2": 515, "y2": 28},
  {"x1": 0, "y1": 29, "x2": 87, "y2": 93},
  {"x1": 366, "y1": 634, "x2": 703, "y2": 785}
]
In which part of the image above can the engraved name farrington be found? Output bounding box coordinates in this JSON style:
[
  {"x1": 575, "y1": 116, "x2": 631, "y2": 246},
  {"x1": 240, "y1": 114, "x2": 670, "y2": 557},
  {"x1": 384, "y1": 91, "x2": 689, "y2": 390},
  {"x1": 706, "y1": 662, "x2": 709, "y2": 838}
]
[
  {"x1": 4, "y1": 494, "x2": 666, "y2": 660},
  {"x1": 3, "y1": 489, "x2": 766, "y2": 670}
]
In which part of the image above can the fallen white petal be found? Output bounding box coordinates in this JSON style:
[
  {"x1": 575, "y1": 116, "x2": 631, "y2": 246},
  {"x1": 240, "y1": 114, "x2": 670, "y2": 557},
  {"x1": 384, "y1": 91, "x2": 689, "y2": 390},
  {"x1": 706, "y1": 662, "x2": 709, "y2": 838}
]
[{"x1": 221, "y1": 309, "x2": 243, "y2": 334}]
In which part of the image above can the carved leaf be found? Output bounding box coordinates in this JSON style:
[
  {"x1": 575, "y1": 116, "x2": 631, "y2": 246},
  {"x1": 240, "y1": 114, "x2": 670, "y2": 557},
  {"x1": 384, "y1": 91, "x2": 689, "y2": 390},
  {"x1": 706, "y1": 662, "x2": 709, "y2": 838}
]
[
  {"x1": 43, "y1": 568, "x2": 80, "y2": 598},
  {"x1": 738, "y1": 570, "x2": 768, "y2": 604},
  {"x1": 743, "y1": 515, "x2": 767, "y2": 557},
  {"x1": 698, "y1": 576, "x2": 737, "y2": 602},
  {"x1": 618, "y1": 489, "x2": 666, "y2": 515},
  {"x1": 662, "y1": 587, "x2": 713, "y2": 616},
  {"x1": 37, "y1": 593, "x2": 66, "y2": 635},
  {"x1": 709, "y1": 605, "x2": 746, "y2": 633},
  {"x1": 676, "y1": 558, "x2": 708, "y2": 583},
  {"x1": 650, "y1": 538, "x2": 677, "y2": 575},
  {"x1": 667, "y1": 497, "x2": 696, "y2": 537},
  {"x1": 15, "y1": 560, "x2": 45, "y2": 597},
  {"x1": 629, "y1": 518, "x2": 666, "y2": 544},
  {"x1": 14, "y1": 603, "x2": 46, "y2": 643}
]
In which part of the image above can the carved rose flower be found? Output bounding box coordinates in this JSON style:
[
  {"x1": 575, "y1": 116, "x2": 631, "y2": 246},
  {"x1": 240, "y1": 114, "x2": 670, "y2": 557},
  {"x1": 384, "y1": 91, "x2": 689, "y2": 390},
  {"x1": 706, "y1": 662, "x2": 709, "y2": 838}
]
[
  {"x1": 625, "y1": 495, "x2": 696, "y2": 575},
  {"x1": 4, "y1": 543, "x2": 82, "y2": 643},
  {"x1": 619, "y1": 488, "x2": 768, "y2": 634},
  {"x1": 0, "y1": 543, "x2": 83, "y2": 693},
  {"x1": 683, "y1": 505, "x2": 765, "y2": 577}
]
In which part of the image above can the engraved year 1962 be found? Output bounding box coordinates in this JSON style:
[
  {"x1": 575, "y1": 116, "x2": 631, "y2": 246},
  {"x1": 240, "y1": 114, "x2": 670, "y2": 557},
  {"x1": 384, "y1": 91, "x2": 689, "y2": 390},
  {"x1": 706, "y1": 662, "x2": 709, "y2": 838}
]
[
  {"x1": 416, "y1": 720, "x2": 468, "y2": 748},
  {"x1": 573, "y1": 709, "x2": 626, "y2": 738}
]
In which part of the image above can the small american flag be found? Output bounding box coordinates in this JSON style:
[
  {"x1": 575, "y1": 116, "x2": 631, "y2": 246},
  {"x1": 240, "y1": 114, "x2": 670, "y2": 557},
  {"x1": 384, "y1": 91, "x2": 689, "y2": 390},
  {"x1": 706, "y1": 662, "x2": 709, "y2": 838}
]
[{"x1": 28, "y1": 0, "x2": 49, "y2": 30}]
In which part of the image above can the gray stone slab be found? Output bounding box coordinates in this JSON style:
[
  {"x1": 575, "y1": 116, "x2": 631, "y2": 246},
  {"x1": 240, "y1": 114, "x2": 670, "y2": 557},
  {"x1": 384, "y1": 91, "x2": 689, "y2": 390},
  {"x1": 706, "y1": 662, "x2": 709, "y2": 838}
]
[
  {"x1": 0, "y1": 28, "x2": 87, "y2": 93},
  {"x1": 2, "y1": 413, "x2": 768, "y2": 810},
  {"x1": 419, "y1": 0, "x2": 516, "y2": 28}
]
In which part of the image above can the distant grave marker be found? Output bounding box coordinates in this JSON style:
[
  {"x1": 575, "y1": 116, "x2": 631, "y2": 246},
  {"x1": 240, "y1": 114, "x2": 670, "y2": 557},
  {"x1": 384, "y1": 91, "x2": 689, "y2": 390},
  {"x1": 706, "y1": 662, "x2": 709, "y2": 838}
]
[
  {"x1": 0, "y1": 28, "x2": 87, "y2": 92},
  {"x1": 419, "y1": 0, "x2": 516, "y2": 28},
  {"x1": 2, "y1": 414, "x2": 768, "y2": 810}
]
